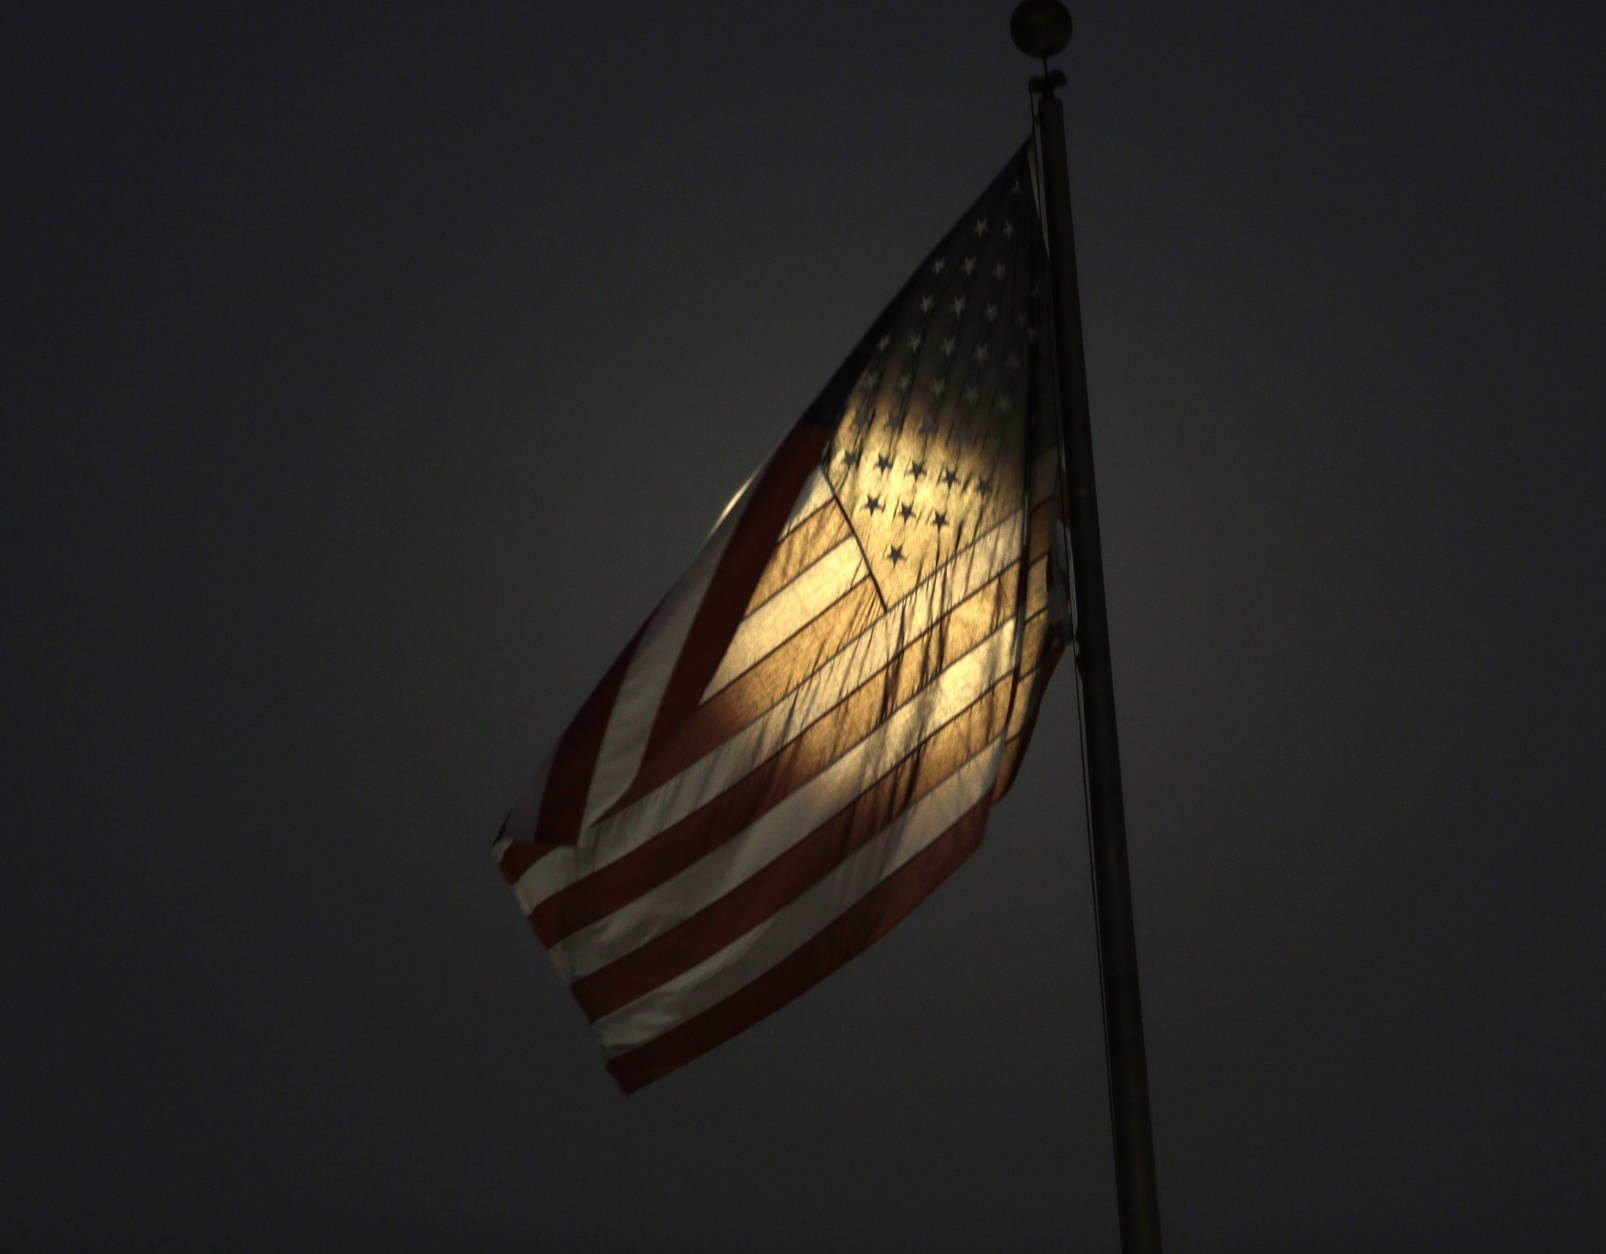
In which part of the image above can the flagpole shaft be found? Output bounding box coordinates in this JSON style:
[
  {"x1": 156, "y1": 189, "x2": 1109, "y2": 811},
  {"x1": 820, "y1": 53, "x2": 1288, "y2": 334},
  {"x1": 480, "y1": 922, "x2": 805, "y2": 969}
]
[{"x1": 1033, "y1": 81, "x2": 1164, "y2": 1254}]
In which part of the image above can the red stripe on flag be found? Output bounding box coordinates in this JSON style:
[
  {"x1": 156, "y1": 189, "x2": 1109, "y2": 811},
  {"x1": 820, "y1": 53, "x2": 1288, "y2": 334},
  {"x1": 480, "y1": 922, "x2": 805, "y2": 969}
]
[
  {"x1": 605, "y1": 797, "x2": 991, "y2": 1093},
  {"x1": 530, "y1": 620, "x2": 649, "y2": 846},
  {"x1": 747, "y1": 501, "x2": 851, "y2": 610}
]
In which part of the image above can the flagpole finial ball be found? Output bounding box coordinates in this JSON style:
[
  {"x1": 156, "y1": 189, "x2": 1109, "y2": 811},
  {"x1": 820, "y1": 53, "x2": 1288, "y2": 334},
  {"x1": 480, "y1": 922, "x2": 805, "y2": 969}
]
[{"x1": 1010, "y1": 0, "x2": 1072, "y2": 59}]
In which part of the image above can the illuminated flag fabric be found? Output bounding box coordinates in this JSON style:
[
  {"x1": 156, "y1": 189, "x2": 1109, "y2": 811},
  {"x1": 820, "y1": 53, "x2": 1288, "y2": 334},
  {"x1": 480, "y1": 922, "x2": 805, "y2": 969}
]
[{"x1": 495, "y1": 144, "x2": 1072, "y2": 1091}]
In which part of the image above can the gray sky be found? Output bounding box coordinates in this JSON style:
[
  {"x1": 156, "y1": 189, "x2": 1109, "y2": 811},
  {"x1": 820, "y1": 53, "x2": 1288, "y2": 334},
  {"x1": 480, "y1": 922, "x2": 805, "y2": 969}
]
[{"x1": 8, "y1": 2, "x2": 1605, "y2": 1249}]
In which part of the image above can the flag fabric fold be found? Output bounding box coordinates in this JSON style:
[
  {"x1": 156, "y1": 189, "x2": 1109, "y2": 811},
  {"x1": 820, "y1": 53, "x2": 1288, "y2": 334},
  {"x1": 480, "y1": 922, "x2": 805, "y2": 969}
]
[{"x1": 496, "y1": 143, "x2": 1073, "y2": 1091}]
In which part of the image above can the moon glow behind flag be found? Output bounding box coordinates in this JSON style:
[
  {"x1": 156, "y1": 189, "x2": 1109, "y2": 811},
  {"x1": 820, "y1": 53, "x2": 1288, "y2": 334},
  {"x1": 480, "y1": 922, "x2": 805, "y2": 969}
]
[{"x1": 495, "y1": 144, "x2": 1072, "y2": 1091}]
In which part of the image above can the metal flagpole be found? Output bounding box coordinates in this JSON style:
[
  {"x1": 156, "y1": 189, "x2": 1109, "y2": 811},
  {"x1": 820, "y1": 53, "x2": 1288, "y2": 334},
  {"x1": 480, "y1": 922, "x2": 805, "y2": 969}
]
[{"x1": 1010, "y1": 5, "x2": 1164, "y2": 1251}]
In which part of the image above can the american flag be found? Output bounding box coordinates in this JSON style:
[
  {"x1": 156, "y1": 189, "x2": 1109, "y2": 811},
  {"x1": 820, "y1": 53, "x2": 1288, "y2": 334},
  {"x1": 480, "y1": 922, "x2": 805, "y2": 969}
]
[{"x1": 495, "y1": 144, "x2": 1072, "y2": 1092}]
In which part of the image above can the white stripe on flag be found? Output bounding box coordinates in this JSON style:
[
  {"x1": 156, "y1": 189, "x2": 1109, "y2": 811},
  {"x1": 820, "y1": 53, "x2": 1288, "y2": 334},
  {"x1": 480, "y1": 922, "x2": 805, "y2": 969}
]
[
  {"x1": 702, "y1": 536, "x2": 867, "y2": 698},
  {"x1": 594, "y1": 741, "x2": 1005, "y2": 1052},
  {"x1": 509, "y1": 848, "x2": 577, "y2": 921},
  {"x1": 781, "y1": 469, "x2": 833, "y2": 537},
  {"x1": 511, "y1": 849, "x2": 562, "y2": 915},
  {"x1": 705, "y1": 466, "x2": 760, "y2": 541}
]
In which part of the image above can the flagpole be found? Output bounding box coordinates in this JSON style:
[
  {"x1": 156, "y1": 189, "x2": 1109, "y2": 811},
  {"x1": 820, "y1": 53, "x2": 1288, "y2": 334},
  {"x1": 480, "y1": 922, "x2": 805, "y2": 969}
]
[{"x1": 1011, "y1": 5, "x2": 1164, "y2": 1251}]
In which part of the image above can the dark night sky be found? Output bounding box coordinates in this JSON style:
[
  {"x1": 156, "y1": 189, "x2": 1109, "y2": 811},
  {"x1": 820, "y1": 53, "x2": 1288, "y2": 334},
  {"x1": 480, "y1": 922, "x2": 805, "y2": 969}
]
[{"x1": 7, "y1": 2, "x2": 1605, "y2": 1249}]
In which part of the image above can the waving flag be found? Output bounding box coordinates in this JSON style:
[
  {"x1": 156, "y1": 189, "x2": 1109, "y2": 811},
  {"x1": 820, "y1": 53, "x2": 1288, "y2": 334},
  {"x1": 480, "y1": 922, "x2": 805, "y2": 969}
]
[{"x1": 495, "y1": 144, "x2": 1072, "y2": 1091}]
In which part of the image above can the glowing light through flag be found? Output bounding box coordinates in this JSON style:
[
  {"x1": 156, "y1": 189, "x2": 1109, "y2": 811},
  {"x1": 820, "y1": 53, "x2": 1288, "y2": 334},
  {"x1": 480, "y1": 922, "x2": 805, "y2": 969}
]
[{"x1": 495, "y1": 144, "x2": 1072, "y2": 1091}]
